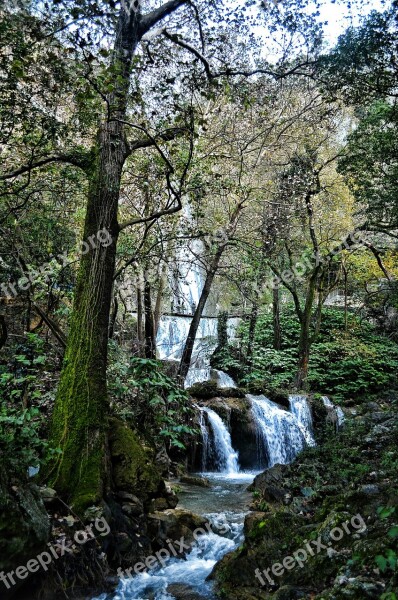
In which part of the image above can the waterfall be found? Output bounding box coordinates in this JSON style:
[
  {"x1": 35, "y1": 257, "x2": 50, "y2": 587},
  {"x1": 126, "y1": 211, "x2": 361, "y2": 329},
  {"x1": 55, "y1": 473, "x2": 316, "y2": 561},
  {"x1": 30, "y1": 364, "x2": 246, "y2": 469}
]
[
  {"x1": 212, "y1": 369, "x2": 237, "y2": 389},
  {"x1": 248, "y1": 394, "x2": 312, "y2": 468},
  {"x1": 289, "y1": 394, "x2": 316, "y2": 446},
  {"x1": 198, "y1": 410, "x2": 209, "y2": 471},
  {"x1": 200, "y1": 407, "x2": 239, "y2": 474},
  {"x1": 322, "y1": 396, "x2": 345, "y2": 428}
]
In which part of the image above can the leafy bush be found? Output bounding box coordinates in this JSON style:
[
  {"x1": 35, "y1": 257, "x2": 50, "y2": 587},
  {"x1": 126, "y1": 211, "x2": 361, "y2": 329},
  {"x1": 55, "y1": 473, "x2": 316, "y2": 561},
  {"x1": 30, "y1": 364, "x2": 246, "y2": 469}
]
[
  {"x1": 0, "y1": 334, "x2": 58, "y2": 476},
  {"x1": 108, "y1": 348, "x2": 197, "y2": 450},
  {"x1": 213, "y1": 307, "x2": 398, "y2": 399}
]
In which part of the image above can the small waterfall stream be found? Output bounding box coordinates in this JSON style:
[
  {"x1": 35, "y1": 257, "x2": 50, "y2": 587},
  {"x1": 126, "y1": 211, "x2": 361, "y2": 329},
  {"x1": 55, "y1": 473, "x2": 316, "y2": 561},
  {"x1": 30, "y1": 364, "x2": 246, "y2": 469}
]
[
  {"x1": 199, "y1": 407, "x2": 239, "y2": 475},
  {"x1": 248, "y1": 394, "x2": 312, "y2": 468},
  {"x1": 322, "y1": 395, "x2": 345, "y2": 428}
]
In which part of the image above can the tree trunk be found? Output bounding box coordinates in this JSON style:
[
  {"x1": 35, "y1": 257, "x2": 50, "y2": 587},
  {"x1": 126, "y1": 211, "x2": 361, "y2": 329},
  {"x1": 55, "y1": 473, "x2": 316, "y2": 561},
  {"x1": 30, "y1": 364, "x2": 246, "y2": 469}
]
[
  {"x1": 47, "y1": 8, "x2": 139, "y2": 511},
  {"x1": 295, "y1": 271, "x2": 319, "y2": 390},
  {"x1": 109, "y1": 293, "x2": 118, "y2": 339},
  {"x1": 136, "y1": 279, "x2": 144, "y2": 349},
  {"x1": 272, "y1": 285, "x2": 281, "y2": 350},
  {"x1": 0, "y1": 315, "x2": 7, "y2": 350},
  {"x1": 144, "y1": 280, "x2": 156, "y2": 359},
  {"x1": 313, "y1": 276, "x2": 325, "y2": 341},
  {"x1": 178, "y1": 248, "x2": 224, "y2": 382},
  {"x1": 343, "y1": 263, "x2": 348, "y2": 332},
  {"x1": 154, "y1": 267, "x2": 167, "y2": 335},
  {"x1": 246, "y1": 302, "x2": 258, "y2": 368}
]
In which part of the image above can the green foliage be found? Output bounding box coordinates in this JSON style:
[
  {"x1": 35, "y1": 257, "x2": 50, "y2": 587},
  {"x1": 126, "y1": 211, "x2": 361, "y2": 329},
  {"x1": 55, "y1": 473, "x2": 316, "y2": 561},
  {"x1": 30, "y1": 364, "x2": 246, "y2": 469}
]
[
  {"x1": 319, "y1": 9, "x2": 397, "y2": 104},
  {"x1": 374, "y1": 507, "x2": 398, "y2": 575},
  {"x1": 109, "y1": 350, "x2": 197, "y2": 450},
  {"x1": 338, "y1": 100, "x2": 398, "y2": 229},
  {"x1": 0, "y1": 334, "x2": 58, "y2": 476},
  {"x1": 0, "y1": 402, "x2": 56, "y2": 476},
  {"x1": 216, "y1": 307, "x2": 398, "y2": 399}
]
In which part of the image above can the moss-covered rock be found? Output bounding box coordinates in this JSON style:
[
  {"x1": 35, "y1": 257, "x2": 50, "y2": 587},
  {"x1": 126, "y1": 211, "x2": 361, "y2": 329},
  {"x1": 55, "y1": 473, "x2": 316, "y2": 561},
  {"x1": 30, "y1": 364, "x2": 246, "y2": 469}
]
[
  {"x1": 108, "y1": 418, "x2": 163, "y2": 503},
  {"x1": 147, "y1": 509, "x2": 210, "y2": 552},
  {"x1": 188, "y1": 381, "x2": 245, "y2": 399}
]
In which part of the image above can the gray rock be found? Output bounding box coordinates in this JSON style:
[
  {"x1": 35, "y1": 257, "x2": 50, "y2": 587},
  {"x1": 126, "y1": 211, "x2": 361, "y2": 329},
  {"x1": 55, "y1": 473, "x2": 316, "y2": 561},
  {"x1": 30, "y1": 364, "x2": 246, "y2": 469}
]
[
  {"x1": 359, "y1": 484, "x2": 380, "y2": 495},
  {"x1": 180, "y1": 475, "x2": 210, "y2": 488},
  {"x1": 39, "y1": 486, "x2": 57, "y2": 504},
  {"x1": 122, "y1": 501, "x2": 144, "y2": 517},
  {"x1": 248, "y1": 463, "x2": 286, "y2": 503}
]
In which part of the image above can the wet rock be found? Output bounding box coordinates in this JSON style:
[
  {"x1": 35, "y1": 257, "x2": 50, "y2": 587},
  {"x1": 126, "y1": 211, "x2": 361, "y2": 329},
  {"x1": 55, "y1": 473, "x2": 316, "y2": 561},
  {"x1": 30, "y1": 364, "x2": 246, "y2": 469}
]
[
  {"x1": 116, "y1": 491, "x2": 142, "y2": 504},
  {"x1": 244, "y1": 511, "x2": 267, "y2": 536},
  {"x1": 156, "y1": 447, "x2": 172, "y2": 477},
  {"x1": 188, "y1": 381, "x2": 244, "y2": 399},
  {"x1": 248, "y1": 463, "x2": 287, "y2": 503},
  {"x1": 166, "y1": 583, "x2": 208, "y2": 600},
  {"x1": 122, "y1": 500, "x2": 144, "y2": 517},
  {"x1": 180, "y1": 475, "x2": 210, "y2": 487},
  {"x1": 147, "y1": 509, "x2": 209, "y2": 549},
  {"x1": 38, "y1": 486, "x2": 57, "y2": 504},
  {"x1": 149, "y1": 497, "x2": 169, "y2": 511}
]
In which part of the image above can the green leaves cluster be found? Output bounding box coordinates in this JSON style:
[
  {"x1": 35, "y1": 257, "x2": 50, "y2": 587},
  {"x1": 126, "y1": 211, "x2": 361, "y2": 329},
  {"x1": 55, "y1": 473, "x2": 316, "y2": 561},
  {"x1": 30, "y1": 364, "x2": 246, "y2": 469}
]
[
  {"x1": 109, "y1": 352, "x2": 196, "y2": 450},
  {"x1": 0, "y1": 334, "x2": 57, "y2": 476},
  {"x1": 214, "y1": 308, "x2": 398, "y2": 399}
]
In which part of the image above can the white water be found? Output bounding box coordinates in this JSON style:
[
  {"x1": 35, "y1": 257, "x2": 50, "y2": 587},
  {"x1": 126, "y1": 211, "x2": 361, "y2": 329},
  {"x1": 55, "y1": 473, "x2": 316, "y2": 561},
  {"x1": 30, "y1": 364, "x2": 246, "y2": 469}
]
[
  {"x1": 322, "y1": 395, "x2": 345, "y2": 428},
  {"x1": 248, "y1": 394, "x2": 310, "y2": 467},
  {"x1": 94, "y1": 477, "x2": 250, "y2": 600},
  {"x1": 200, "y1": 407, "x2": 239, "y2": 475},
  {"x1": 212, "y1": 369, "x2": 237, "y2": 388},
  {"x1": 107, "y1": 531, "x2": 236, "y2": 600},
  {"x1": 289, "y1": 394, "x2": 316, "y2": 446}
]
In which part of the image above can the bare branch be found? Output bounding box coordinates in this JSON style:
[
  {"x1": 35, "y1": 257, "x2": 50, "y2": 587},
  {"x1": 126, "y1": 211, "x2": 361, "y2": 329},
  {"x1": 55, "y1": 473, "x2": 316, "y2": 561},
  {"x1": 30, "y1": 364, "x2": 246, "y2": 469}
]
[
  {"x1": 163, "y1": 30, "x2": 314, "y2": 80},
  {"x1": 139, "y1": 0, "x2": 189, "y2": 37}
]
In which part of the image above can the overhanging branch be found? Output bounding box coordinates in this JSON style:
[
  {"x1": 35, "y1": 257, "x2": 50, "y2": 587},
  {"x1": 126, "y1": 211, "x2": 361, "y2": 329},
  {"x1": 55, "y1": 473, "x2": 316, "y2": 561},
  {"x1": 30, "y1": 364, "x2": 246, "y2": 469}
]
[{"x1": 0, "y1": 155, "x2": 87, "y2": 181}]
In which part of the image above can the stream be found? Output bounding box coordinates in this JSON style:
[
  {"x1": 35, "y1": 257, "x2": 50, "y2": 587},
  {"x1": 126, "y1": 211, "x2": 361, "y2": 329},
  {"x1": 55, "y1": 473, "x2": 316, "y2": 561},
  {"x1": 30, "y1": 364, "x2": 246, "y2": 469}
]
[
  {"x1": 93, "y1": 240, "x2": 331, "y2": 600},
  {"x1": 96, "y1": 474, "x2": 253, "y2": 600},
  {"x1": 94, "y1": 382, "x2": 325, "y2": 600}
]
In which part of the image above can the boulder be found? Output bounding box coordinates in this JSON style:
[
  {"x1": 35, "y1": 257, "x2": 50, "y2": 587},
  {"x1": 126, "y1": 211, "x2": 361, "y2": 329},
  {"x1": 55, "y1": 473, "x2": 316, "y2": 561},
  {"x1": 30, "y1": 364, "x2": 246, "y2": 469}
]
[
  {"x1": 188, "y1": 381, "x2": 245, "y2": 399},
  {"x1": 108, "y1": 418, "x2": 163, "y2": 502},
  {"x1": 180, "y1": 475, "x2": 210, "y2": 488},
  {"x1": 248, "y1": 463, "x2": 287, "y2": 503},
  {"x1": 147, "y1": 509, "x2": 209, "y2": 551},
  {"x1": 0, "y1": 469, "x2": 50, "y2": 598}
]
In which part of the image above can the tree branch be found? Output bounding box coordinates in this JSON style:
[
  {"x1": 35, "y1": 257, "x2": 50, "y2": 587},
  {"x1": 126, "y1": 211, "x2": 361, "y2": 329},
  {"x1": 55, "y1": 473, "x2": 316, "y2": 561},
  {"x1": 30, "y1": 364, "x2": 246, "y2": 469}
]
[
  {"x1": 118, "y1": 202, "x2": 182, "y2": 232},
  {"x1": 139, "y1": 0, "x2": 189, "y2": 37},
  {"x1": 0, "y1": 155, "x2": 86, "y2": 181},
  {"x1": 163, "y1": 30, "x2": 314, "y2": 80}
]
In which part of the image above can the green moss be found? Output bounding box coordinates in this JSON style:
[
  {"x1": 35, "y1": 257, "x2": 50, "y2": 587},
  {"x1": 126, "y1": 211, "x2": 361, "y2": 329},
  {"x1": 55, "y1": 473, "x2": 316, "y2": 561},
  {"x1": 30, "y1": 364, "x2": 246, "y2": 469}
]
[{"x1": 108, "y1": 418, "x2": 162, "y2": 499}]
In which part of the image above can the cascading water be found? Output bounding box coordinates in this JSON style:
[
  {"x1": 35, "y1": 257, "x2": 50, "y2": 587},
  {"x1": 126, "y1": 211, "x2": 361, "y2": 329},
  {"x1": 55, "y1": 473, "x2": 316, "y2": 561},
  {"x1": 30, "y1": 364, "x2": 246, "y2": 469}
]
[
  {"x1": 200, "y1": 407, "x2": 239, "y2": 474},
  {"x1": 289, "y1": 394, "x2": 316, "y2": 446},
  {"x1": 155, "y1": 206, "x2": 240, "y2": 387},
  {"x1": 322, "y1": 395, "x2": 345, "y2": 428},
  {"x1": 212, "y1": 369, "x2": 237, "y2": 388},
  {"x1": 248, "y1": 394, "x2": 311, "y2": 468}
]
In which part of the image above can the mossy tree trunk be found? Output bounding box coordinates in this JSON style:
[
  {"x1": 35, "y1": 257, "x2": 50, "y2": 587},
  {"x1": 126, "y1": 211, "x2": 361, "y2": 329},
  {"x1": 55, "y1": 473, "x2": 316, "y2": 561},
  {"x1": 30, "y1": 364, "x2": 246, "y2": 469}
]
[
  {"x1": 295, "y1": 269, "x2": 320, "y2": 390},
  {"x1": 272, "y1": 285, "x2": 281, "y2": 350},
  {"x1": 48, "y1": 0, "x2": 188, "y2": 512},
  {"x1": 144, "y1": 280, "x2": 156, "y2": 359}
]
